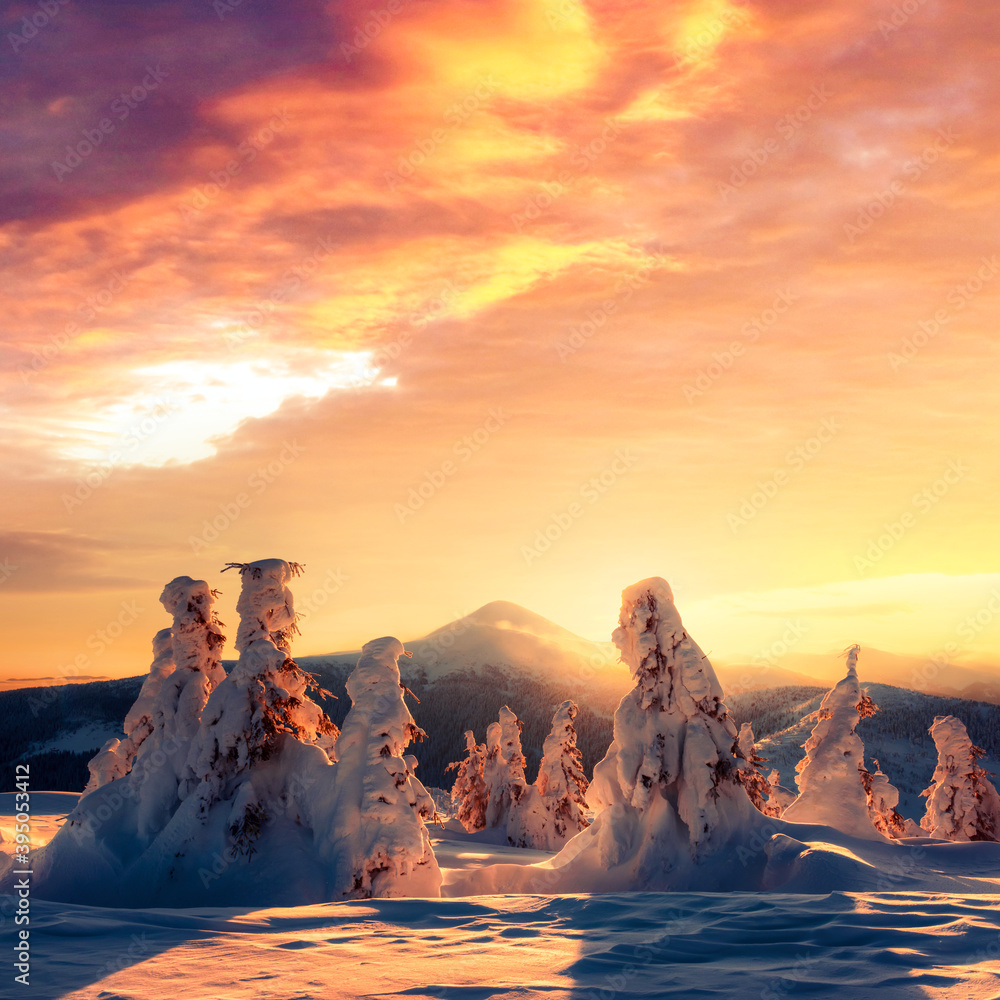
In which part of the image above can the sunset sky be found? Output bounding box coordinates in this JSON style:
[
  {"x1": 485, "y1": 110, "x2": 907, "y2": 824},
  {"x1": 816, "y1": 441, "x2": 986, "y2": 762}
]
[{"x1": 2, "y1": 0, "x2": 998, "y2": 688}]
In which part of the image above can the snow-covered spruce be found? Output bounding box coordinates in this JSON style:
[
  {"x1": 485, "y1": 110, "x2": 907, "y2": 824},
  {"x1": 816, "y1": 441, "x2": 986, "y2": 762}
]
[
  {"x1": 186, "y1": 560, "x2": 339, "y2": 829},
  {"x1": 781, "y1": 645, "x2": 885, "y2": 840},
  {"x1": 535, "y1": 577, "x2": 759, "y2": 890},
  {"x1": 509, "y1": 700, "x2": 591, "y2": 850},
  {"x1": 446, "y1": 730, "x2": 489, "y2": 833},
  {"x1": 921, "y1": 715, "x2": 1000, "y2": 842},
  {"x1": 316, "y1": 636, "x2": 442, "y2": 898},
  {"x1": 861, "y1": 760, "x2": 913, "y2": 840},
  {"x1": 224, "y1": 559, "x2": 300, "y2": 652},
  {"x1": 83, "y1": 627, "x2": 177, "y2": 794},
  {"x1": 765, "y1": 769, "x2": 796, "y2": 817},
  {"x1": 41, "y1": 560, "x2": 337, "y2": 906},
  {"x1": 83, "y1": 576, "x2": 227, "y2": 811},
  {"x1": 483, "y1": 706, "x2": 528, "y2": 832},
  {"x1": 126, "y1": 578, "x2": 228, "y2": 836},
  {"x1": 734, "y1": 722, "x2": 780, "y2": 818},
  {"x1": 26, "y1": 576, "x2": 307, "y2": 905}
]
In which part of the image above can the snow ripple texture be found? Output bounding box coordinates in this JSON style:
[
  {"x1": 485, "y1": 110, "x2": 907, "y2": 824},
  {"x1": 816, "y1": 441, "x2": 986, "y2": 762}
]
[{"x1": 6, "y1": 891, "x2": 1000, "y2": 999}]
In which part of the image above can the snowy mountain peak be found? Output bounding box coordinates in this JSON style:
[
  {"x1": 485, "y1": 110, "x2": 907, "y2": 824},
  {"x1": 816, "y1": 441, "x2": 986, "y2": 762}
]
[{"x1": 427, "y1": 601, "x2": 581, "y2": 642}]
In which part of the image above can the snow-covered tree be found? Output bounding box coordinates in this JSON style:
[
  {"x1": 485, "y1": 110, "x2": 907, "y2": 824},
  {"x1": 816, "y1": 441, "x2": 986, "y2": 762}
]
[
  {"x1": 861, "y1": 759, "x2": 910, "y2": 839},
  {"x1": 764, "y1": 770, "x2": 796, "y2": 817},
  {"x1": 83, "y1": 738, "x2": 134, "y2": 793},
  {"x1": 186, "y1": 560, "x2": 339, "y2": 829},
  {"x1": 546, "y1": 577, "x2": 757, "y2": 889},
  {"x1": 167, "y1": 560, "x2": 339, "y2": 866},
  {"x1": 734, "y1": 722, "x2": 778, "y2": 817},
  {"x1": 483, "y1": 706, "x2": 528, "y2": 831},
  {"x1": 318, "y1": 636, "x2": 442, "y2": 898},
  {"x1": 921, "y1": 715, "x2": 1000, "y2": 842},
  {"x1": 782, "y1": 645, "x2": 885, "y2": 840},
  {"x1": 521, "y1": 700, "x2": 591, "y2": 850},
  {"x1": 83, "y1": 576, "x2": 226, "y2": 796},
  {"x1": 446, "y1": 731, "x2": 489, "y2": 833},
  {"x1": 129, "y1": 578, "x2": 228, "y2": 836},
  {"x1": 83, "y1": 629, "x2": 175, "y2": 793},
  {"x1": 224, "y1": 559, "x2": 301, "y2": 651},
  {"x1": 404, "y1": 753, "x2": 439, "y2": 825},
  {"x1": 27, "y1": 562, "x2": 345, "y2": 907}
]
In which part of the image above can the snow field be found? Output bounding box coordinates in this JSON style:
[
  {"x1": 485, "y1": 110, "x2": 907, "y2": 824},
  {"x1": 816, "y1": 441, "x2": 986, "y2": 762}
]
[{"x1": 5, "y1": 877, "x2": 1000, "y2": 1000}]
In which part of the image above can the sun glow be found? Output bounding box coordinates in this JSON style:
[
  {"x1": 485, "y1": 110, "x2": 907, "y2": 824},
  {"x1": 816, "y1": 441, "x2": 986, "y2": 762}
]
[{"x1": 56, "y1": 350, "x2": 384, "y2": 468}]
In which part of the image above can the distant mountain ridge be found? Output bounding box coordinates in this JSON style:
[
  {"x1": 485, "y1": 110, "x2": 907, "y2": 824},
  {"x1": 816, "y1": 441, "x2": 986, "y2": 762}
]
[{"x1": 3, "y1": 601, "x2": 999, "y2": 812}]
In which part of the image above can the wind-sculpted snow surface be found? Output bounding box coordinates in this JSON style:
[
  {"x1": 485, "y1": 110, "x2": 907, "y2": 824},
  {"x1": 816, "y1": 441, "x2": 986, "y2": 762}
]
[
  {"x1": 8, "y1": 886, "x2": 1000, "y2": 1000},
  {"x1": 8, "y1": 792, "x2": 1000, "y2": 1000},
  {"x1": 315, "y1": 636, "x2": 442, "y2": 899}
]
